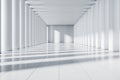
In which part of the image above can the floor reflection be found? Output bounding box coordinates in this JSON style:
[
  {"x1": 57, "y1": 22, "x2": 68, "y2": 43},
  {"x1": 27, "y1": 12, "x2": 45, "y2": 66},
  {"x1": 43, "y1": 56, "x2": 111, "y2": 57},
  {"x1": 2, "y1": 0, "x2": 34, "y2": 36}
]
[{"x1": 0, "y1": 43, "x2": 120, "y2": 80}]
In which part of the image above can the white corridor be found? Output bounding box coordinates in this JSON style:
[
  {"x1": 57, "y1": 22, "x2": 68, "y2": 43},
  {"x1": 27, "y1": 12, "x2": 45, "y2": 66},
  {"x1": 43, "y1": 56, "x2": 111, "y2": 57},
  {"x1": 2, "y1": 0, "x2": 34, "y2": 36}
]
[{"x1": 1, "y1": 0, "x2": 120, "y2": 80}]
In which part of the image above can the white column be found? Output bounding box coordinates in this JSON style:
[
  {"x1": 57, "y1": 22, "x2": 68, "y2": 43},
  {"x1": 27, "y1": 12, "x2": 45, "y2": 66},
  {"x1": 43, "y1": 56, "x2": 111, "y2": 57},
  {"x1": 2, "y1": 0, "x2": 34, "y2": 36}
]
[
  {"x1": 1, "y1": 0, "x2": 12, "y2": 52},
  {"x1": 20, "y1": 0, "x2": 25, "y2": 48},
  {"x1": 36, "y1": 15, "x2": 38, "y2": 45},
  {"x1": 33, "y1": 12, "x2": 36, "y2": 46},
  {"x1": 12, "y1": 0, "x2": 20, "y2": 50},
  {"x1": 25, "y1": 4, "x2": 29, "y2": 47},
  {"x1": 94, "y1": 6, "x2": 97, "y2": 48},
  {"x1": 38, "y1": 16, "x2": 40, "y2": 44},
  {"x1": 87, "y1": 11, "x2": 91, "y2": 47},
  {"x1": 86, "y1": 12, "x2": 89, "y2": 46},
  {"x1": 109, "y1": 0, "x2": 119, "y2": 52},
  {"x1": 36, "y1": 14, "x2": 38, "y2": 45},
  {"x1": 119, "y1": 0, "x2": 120, "y2": 50},
  {"x1": 95, "y1": 1, "x2": 99, "y2": 48},
  {"x1": 89, "y1": 9, "x2": 93, "y2": 47},
  {"x1": 91, "y1": 6, "x2": 95, "y2": 48},
  {"x1": 113, "y1": 0, "x2": 119, "y2": 51},
  {"x1": 29, "y1": 7, "x2": 32, "y2": 47},
  {"x1": 84, "y1": 16, "x2": 86, "y2": 46},
  {"x1": 100, "y1": 0, "x2": 105, "y2": 49},
  {"x1": 32, "y1": 11, "x2": 34, "y2": 46},
  {"x1": 38, "y1": 17, "x2": 40, "y2": 44},
  {"x1": 37, "y1": 15, "x2": 38, "y2": 45},
  {"x1": 34, "y1": 13, "x2": 37, "y2": 46},
  {"x1": 92, "y1": 6, "x2": 95, "y2": 48},
  {"x1": 97, "y1": 1, "x2": 102, "y2": 49},
  {"x1": 104, "y1": 0, "x2": 109, "y2": 50},
  {"x1": 0, "y1": 0, "x2": 1, "y2": 53},
  {"x1": 34, "y1": 13, "x2": 36, "y2": 45}
]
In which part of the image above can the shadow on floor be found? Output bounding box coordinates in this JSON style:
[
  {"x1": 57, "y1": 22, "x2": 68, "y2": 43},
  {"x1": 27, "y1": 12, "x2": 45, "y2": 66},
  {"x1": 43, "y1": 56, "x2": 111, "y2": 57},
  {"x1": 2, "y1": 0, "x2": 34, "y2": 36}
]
[{"x1": 0, "y1": 51, "x2": 120, "y2": 72}]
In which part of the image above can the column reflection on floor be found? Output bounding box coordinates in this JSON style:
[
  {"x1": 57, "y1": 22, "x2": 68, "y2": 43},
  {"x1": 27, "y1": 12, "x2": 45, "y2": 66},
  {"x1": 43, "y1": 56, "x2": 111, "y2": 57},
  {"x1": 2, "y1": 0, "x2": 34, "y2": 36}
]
[{"x1": 0, "y1": 43, "x2": 120, "y2": 80}]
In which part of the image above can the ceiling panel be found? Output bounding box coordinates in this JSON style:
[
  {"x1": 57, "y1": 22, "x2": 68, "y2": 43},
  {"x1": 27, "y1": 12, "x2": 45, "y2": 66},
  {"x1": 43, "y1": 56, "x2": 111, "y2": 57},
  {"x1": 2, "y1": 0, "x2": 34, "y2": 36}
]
[{"x1": 26, "y1": 0, "x2": 96, "y2": 25}]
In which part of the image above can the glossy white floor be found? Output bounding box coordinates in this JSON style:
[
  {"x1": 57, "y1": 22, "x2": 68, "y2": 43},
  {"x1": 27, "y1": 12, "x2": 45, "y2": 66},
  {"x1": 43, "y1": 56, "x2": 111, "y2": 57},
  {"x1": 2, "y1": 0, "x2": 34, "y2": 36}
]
[{"x1": 0, "y1": 43, "x2": 120, "y2": 80}]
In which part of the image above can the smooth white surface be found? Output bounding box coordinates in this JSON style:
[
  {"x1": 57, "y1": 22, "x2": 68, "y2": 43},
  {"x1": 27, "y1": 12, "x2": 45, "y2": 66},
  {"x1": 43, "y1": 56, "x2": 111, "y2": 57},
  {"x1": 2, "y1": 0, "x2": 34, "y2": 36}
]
[
  {"x1": 0, "y1": 0, "x2": 1, "y2": 52},
  {"x1": 31, "y1": 12, "x2": 35, "y2": 46},
  {"x1": 25, "y1": 0, "x2": 95, "y2": 25},
  {"x1": 31, "y1": 12, "x2": 47, "y2": 46},
  {"x1": 103, "y1": 0, "x2": 109, "y2": 50},
  {"x1": 112, "y1": 0, "x2": 119, "y2": 52},
  {"x1": 28, "y1": 8, "x2": 32, "y2": 47},
  {"x1": 1, "y1": 0, "x2": 12, "y2": 51},
  {"x1": 0, "y1": 43, "x2": 120, "y2": 80},
  {"x1": 12, "y1": 0, "x2": 20, "y2": 50},
  {"x1": 48, "y1": 26, "x2": 73, "y2": 43},
  {"x1": 109, "y1": 0, "x2": 119, "y2": 52},
  {"x1": 25, "y1": 4, "x2": 29, "y2": 47},
  {"x1": 20, "y1": 0, "x2": 25, "y2": 48}
]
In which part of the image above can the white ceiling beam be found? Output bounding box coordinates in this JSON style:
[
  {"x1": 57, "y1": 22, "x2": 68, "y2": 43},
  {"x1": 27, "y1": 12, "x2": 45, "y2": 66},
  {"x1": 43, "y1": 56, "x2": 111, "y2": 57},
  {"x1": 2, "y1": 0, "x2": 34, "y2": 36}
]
[{"x1": 25, "y1": 1, "x2": 44, "y2": 4}]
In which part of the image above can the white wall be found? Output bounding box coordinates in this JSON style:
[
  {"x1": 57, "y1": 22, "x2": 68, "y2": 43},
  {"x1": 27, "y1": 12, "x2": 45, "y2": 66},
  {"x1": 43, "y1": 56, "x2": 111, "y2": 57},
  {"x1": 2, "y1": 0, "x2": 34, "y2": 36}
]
[
  {"x1": 39, "y1": 17, "x2": 47, "y2": 44},
  {"x1": 30, "y1": 12, "x2": 47, "y2": 46},
  {"x1": 48, "y1": 25, "x2": 73, "y2": 43}
]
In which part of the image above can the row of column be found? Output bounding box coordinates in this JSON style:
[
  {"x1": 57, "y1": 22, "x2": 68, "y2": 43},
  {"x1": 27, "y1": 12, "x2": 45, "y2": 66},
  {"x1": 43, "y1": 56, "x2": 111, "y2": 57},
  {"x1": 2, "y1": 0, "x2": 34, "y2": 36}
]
[
  {"x1": 0, "y1": 0, "x2": 47, "y2": 52},
  {"x1": 74, "y1": 0, "x2": 120, "y2": 52}
]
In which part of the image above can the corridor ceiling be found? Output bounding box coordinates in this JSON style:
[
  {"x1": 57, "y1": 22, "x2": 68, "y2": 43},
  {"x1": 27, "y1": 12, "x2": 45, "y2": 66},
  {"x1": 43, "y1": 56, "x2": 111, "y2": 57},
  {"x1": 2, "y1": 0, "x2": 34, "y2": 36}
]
[{"x1": 26, "y1": 0, "x2": 96, "y2": 25}]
